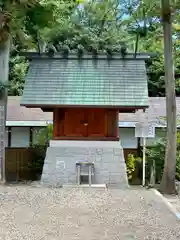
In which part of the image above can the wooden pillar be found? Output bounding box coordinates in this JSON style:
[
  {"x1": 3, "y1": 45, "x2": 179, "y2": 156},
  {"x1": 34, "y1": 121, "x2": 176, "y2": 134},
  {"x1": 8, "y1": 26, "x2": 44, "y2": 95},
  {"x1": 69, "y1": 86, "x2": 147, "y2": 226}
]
[
  {"x1": 116, "y1": 109, "x2": 119, "y2": 139},
  {"x1": 106, "y1": 109, "x2": 119, "y2": 139},
  {"x1": 53, "y1": 108, "x2": 65, "y2": 139},
  {"x1": 53, "y1": 109, "x2": 59, "y2": 139}
]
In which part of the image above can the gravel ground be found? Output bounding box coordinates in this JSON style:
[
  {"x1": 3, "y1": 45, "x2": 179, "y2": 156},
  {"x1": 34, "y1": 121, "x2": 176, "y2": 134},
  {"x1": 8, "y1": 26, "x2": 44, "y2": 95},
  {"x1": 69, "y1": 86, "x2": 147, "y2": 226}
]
[
  {"x1": 0, "y1": 185, "x2": 179, "y2": 240},
  {"x1": 165, "y1": 194, "x2": 180, "y2": 214}
]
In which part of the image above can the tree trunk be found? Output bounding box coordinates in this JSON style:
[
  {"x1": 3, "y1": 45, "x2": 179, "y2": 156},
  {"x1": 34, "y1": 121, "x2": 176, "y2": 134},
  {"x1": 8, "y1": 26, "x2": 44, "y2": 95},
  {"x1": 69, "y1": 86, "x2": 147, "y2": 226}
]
[
  {"x1": 0, "y1": 38, "x2": 10, "y2": 182},
  {"x1": 159, "y1": 0, "x2": 177, "y2": 194}
]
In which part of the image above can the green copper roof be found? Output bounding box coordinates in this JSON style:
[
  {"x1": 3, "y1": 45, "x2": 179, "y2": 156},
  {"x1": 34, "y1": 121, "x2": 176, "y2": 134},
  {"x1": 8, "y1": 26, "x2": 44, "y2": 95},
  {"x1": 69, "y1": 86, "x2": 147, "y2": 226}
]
[{"x1": 21, "y1": 56, "x2": 148, "y2": 107}]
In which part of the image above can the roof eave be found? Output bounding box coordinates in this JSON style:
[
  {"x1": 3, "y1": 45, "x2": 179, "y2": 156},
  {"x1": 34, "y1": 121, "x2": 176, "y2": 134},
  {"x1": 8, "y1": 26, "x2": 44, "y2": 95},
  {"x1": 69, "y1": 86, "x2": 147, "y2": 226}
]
[{"x1": 20, "y1": 103, "x2": 149, "y2": 112}]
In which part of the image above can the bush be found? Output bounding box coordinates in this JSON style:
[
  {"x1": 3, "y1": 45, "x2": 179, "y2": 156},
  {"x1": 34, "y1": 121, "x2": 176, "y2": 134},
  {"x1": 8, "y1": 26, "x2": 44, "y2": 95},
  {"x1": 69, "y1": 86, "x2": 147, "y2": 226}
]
[
  {"x1": 126, "y1": 154, "x2": 143, "y2": 184},
  {"x1": 126, "y1": 154, "x2": 135, "y2": 181},
  {"x1": 145, "y1": 131, "x2": 180, "y2": 183},
  {"x1": 176, "y1": 152, "x2": 180, "y2": 181},
  {"x1": 28, "y1": 145, "x2": 46, "y2": 180},
  {"x1": 146, "y1": 138, "x2": 166, "y2": 183},
  {"x1": 28, "y1": 124, "x2": 53, "y2": 180},
  {"x1": 126, "y1": 131, "x2": 180, "y2": 185},
  {"x1": 33, "y1": 123, "x2": 53, "y2": 146}
]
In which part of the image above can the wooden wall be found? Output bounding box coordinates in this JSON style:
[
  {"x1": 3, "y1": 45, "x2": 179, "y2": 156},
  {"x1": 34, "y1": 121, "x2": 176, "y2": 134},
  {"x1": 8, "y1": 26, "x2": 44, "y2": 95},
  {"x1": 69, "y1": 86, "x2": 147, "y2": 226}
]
[{"x1": 53, "y1": 108, "x2": 119, "y2": 140}]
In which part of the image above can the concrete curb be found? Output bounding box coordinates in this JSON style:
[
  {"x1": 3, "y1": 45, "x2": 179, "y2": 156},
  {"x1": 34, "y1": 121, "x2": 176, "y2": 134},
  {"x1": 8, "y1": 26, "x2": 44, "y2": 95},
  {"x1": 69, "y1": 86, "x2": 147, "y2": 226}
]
[
  {"x1": 151, "y1": 188, "x2": 180, "y2": 220},
  {"x1": 63, "y1": 184, "x2": 107, "y2": 189}
]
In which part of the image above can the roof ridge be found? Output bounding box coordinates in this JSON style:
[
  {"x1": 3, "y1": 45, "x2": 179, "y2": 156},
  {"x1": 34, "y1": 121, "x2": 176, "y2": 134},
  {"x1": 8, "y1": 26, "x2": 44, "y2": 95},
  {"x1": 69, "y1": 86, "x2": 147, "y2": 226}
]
[{"x1": 20, "y1": 52, "x2": 152, "y2": 60}]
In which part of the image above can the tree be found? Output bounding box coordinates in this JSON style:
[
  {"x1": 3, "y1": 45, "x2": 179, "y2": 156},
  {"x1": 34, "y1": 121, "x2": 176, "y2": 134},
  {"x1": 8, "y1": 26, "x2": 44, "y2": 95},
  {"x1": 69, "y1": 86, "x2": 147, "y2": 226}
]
[
  {"x1": 159, "y1": 0, "x2": 177, "y2": 194},
  {"x1": 7, "y1": 0, "x2": 180, "y2": 97},
  {"x1": 0, "y1": 0, "x2": 55, "y2": 181},
  {"x1": 122, "y1": 0, "x2": 180, "y2": 97},
  {"x1": 44, "y1": 0, "x2": 129, "y2": 53},
  {"x1": 120, "y1": 0, "x2": 178, "y2": 192},
  {"x1": 7, "y1": 0, "x2": 78, "y2": 95}
]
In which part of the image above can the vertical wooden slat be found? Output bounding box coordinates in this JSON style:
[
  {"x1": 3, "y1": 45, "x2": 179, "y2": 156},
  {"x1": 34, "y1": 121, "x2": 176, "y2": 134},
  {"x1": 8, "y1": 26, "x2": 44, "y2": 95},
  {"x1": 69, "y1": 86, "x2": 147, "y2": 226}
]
[
  {"x1": 106, "y1": 109, "x2": 117, "y2": 137},
  {"x1": 5, "y1": 148, "x2": 42, "y2": 182},
  {"x1": 53, "y1": 108, "x2": 59, "y2": 138},
  {"x1": 116, "y1": 109, "x2": 119, "y2": 139},
  {"x1": 59, "y1": 109, "x2": 65, "y2": 136},
  {"x1": 8, "y1": 126, "x2": 11, "y2": 147},
  {"x1": 104, "y1": 110, "x2": 108, "y2": 137}
]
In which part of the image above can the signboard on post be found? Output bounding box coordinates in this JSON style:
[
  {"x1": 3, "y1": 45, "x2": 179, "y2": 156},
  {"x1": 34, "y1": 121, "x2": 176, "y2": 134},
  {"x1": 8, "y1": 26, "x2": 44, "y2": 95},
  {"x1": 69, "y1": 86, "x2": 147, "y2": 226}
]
[
  {"x1": 135, "y1": 122, "x2": 155, "y2": 187},
  {"x1": 135, "y1": 122, "x2": 155, "y2": 138}
]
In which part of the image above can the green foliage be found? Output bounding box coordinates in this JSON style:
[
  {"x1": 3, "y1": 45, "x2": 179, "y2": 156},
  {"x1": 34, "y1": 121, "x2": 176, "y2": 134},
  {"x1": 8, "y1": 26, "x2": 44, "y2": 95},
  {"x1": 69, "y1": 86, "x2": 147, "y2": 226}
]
[
  {"x1": 145, "y1": 132, "x2": 180, "y2": 183},
  {"x1": 8, "y1": 56, "x2": 28, "y2": 95},
  {"x1": 3, "y1": 0, "x2": 180, "y2": 96},
  {"x1": 126, "y1": 154, "x2": 136, "y2": 180},
  {"x1": 126, "y1": 154, "x2": 143, "y2": 184},
  {"x1": 121, "y1": 0, "x2": 180, "y2": 97},
  {"x1": 44, "y1": 0, "x2": 128, "y2": 53},
  {"x1": 28, "y1": 146, "x2": 46, "y2": 179},
  {"x1": 33, "y1": 124, "x2": 53, "y2": 146},
  {"x1": 28, "y1": 124, "x2": 53, "y2": 179},
  {"x1": 126, "y1": 132, "x2": 180, "y2": 184},
  {"x1": 146, "y1": 139, "x2": 166, "y2": 183},
  {"x1": 176, "y1": 152, "x2": 180, "y2": 181}
]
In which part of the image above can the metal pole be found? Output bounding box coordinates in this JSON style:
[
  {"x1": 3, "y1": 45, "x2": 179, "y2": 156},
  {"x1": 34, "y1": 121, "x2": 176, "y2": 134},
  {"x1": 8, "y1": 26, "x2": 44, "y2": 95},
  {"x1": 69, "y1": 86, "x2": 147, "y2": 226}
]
[{"x1": 142, "y1": 137, "x2": 146, "y2": 186}]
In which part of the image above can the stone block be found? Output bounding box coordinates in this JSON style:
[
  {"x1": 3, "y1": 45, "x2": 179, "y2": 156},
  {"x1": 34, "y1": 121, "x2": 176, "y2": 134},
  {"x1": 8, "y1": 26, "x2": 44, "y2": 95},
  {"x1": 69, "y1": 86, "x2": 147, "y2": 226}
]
[{"x1": 113, "y1": 148, "x2": 122, "y2": 156}]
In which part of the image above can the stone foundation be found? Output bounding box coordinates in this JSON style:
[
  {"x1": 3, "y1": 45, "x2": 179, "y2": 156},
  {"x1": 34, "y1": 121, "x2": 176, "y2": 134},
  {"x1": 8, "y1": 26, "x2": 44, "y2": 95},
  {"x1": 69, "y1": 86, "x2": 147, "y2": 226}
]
[{"x1": 41, "y1": 141, "x2": 128, "y2": 188}]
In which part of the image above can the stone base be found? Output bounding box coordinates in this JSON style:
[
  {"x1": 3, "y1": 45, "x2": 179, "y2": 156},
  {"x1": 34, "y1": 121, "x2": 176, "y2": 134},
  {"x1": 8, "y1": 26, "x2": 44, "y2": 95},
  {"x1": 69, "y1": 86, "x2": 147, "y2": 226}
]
[{"x1": 41, "y1": 141, "x2": 128, "y2": 188}]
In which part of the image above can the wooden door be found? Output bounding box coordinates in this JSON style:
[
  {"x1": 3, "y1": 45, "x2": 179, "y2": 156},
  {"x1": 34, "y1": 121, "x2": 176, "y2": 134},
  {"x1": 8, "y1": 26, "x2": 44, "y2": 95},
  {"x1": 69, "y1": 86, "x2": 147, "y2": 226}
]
[
  {"x1": 64, "y1": 109, "x2": 87, "y2": 137},
  {"x1": 87, "y1": 109, "x2": 105, "y2": 137}
]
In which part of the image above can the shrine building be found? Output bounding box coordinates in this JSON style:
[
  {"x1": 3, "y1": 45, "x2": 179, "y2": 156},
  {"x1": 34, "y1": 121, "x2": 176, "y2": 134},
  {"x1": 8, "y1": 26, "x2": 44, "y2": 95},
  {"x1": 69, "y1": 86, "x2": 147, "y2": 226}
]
[{"x1": 21, "y1": 52, "x2": 149, "y2": 187}]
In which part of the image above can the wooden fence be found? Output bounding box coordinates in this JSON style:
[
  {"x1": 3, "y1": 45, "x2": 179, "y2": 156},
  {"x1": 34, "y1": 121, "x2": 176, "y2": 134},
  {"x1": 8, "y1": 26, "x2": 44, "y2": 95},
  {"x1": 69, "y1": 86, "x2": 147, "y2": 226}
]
[
  {"x1": 5, "y1": 147, "x2": 138, "y2": 182},
  {"x1": 5, "y1": 148, "x2": 39, "y2": 182}
]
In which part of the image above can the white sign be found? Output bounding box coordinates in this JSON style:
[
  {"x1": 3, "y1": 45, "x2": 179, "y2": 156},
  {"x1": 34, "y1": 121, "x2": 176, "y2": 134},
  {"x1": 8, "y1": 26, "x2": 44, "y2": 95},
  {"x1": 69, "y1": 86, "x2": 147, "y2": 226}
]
[{"x1": 135, "y1": 122, "x2": 155, "y2": 138}]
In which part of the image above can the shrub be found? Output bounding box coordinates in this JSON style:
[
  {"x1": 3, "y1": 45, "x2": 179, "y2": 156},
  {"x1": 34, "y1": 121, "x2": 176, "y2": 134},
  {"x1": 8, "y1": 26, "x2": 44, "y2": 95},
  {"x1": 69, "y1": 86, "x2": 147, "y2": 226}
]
[
  {"x1": 33, "y1": 123, "x2": 53, "y2": 146},
  {"x1": 126, "y1": 131, "x2": 180, "y2": 185},
  {"x1": 145, "y1": 131, "x2": 180, "y2": 183},
  {"x1": 176, "y1": 152, "x2": 180, "y2": 181},
  {"x1": 28, "y1": 124, "x2": 53, "y2": 180},
  {"x1": 126, "y1": 154, "x2": 136, "y2": 181},
  {"x1": 146, "y1": 138, "x2": 166, "y2": 183},
  {"x1": 126, "y1": 154, "x2": 143, "y2": 184}
]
